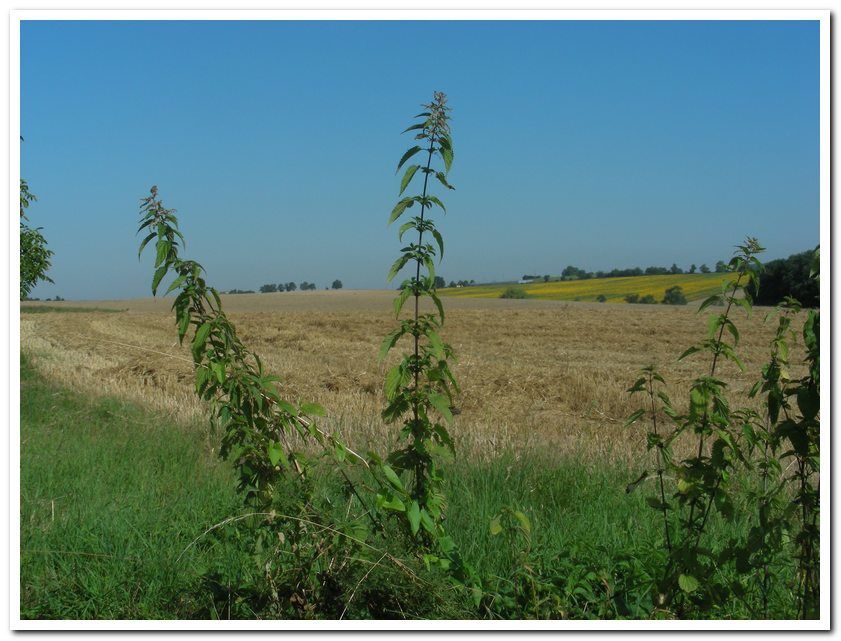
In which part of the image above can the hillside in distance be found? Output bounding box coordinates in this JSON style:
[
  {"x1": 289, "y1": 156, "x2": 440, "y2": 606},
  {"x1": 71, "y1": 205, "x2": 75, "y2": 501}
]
[{"x1": 439, "y1": 272, "x2": 731, "y2": 303}]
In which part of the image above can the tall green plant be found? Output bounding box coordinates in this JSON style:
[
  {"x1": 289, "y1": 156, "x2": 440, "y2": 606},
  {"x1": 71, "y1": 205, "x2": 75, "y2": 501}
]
[
  {"x1": 627, "y1": 238, "x2": 764, "y2": 615},
  {"x1": 745, "y1": 247, "x2": 820, "y2": 619},
  {"x1": 380, "y1": 92, "x2": 457, "y2": 529},
  {"x1": 136, "y1": 186, "x2": 390, "y2": 616}
]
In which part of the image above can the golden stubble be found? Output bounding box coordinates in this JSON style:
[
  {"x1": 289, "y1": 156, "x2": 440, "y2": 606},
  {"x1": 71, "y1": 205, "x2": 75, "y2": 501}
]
[{"x1": 20, "y1": 291, "x2": 805, "y2": 467}]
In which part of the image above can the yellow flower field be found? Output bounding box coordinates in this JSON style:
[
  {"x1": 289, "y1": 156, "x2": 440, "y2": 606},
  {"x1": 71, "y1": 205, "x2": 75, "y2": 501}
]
[{"x1": 440, "y1": 273, "x2": 731, "y2": 303}]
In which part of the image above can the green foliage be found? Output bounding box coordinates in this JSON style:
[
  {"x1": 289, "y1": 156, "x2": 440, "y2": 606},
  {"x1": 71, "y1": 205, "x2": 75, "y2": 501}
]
[
  {"x1": 20, "y1": 179, "x2": 54, "y2": 300},
  {"x1": 662, "y1": 285, "x2": 688, "y2": 305},
  {"x1": 380, "y1": 92, "x2": 477, "y2": 588},
  {"x1": 747, "y1": 249, "x2": 819, "y2": 308},
  {"x1": 500, "y1": 286, "x2": 528, "y2": 299},
  {"x1": 136, "y1": 186, "x2": 403, "y2": 616},
  {"x1": 626, "y1": 237, "x2": 821, "y2": 619},
  {"x1": 596, "y1": 294, "x2": 607, "y2": 303},
  {"x1": 332, "y1": 279, "x2": 343, "y2": 290},
  {"x1": 624, "y1": 293, "x2": 639, "y2": 304},
  {"x1": 638, "y1": 295, "x2": 657, "y2": 304}
]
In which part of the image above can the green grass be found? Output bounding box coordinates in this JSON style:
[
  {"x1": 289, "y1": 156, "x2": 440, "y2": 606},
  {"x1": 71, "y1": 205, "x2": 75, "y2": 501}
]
[
  {"x1": 20, "y1": 355, "x2": 240, "y2": 619},
  {"x1": 20, "y1": 305, "x2": 126, "y2": 314},
  {"x1": 20, "y1": 356, "x2": 795, "y2": 619}
]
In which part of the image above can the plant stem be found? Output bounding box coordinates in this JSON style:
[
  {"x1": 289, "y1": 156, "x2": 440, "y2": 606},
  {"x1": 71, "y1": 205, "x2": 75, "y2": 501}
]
[
  {"x1": 411, "y1": 133, "x2": 437, "y2": 500},
  {"x1": 649, "y1": 371, "x2": 672, "y2": 556}
]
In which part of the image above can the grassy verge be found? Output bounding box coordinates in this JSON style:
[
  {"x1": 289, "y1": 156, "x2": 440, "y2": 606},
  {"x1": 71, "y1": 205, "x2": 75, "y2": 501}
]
[
  {"x1": 20, "y1": 354, "x2": 240, "y2": 619},
  {"x1": 21, "y1": 355, "x2": 791, "y2": 619}
]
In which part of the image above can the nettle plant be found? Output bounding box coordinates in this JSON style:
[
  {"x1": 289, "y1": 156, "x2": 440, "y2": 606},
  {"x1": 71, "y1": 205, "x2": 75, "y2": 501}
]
[
  {"x1": 376, "y1": 92, "x2": 476, "y2": 585},
  {"x1": 743, "y1": 249, "x2": 820, "y2": 619},
  {"x1": 626, "y1": 238, "x2": 764, "y2": 615},
  {"x1": 136, "y1": 187, "x2": 395, "y2": 616},
  {"x1": 627, "y1": 239, "x2": 821, "y2": 619}
]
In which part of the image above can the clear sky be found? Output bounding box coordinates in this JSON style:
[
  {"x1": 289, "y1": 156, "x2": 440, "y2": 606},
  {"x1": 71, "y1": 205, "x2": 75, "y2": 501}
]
[{"x1": 21, "y1": 20, "x2": 819, "y2": 300}]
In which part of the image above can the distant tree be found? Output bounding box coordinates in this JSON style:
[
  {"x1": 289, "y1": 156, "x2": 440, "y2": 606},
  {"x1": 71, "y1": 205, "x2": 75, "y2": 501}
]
[
  {"x1": 332, "y1": 279, "x2": 343, "y2": 290},
  {"x1": 639, "y1": 294, "x2": 657, "y2": 304},
  {"x1": 645, "y1": 266, "x2": 669, "y2": 276},
  {"x1": 300, "y1": 281, "x2": 317, "y2": 291},
  {"x1": 259, "y1": 283, "x2": 277, "y2": 293},
  {"x1": 433, "y1": 276, "x2": 445, "y2": 289},
  {"x1": 669, "y1": 263, "x2": 683, "y2": 275},
  {"x1": 689, "y1": 264, "x2": 697, "y2": 274},
  {"x1": 276, "y1": 283, "x2": 286, "y2": 292},
  {"x1": 286, "y1": 282, "x2": 297, "y2": 292},
  {"x1": 469, "y1": 279, "x2": 475, "y2": 285},
  {"x1": 543, "y1": 274, "x2": 550, "y2": 283},
  {"x1": 699, "y1": 263, "x2": 711, "y2": 274},
  {"x1": 715, "y1": 260, "x2": 729, "y2": 273},
  {"x1": 596, "y1": 294, "x2": 607, "y2": 303},
  {"x1": 747, "y1": 250, "x2": 819, "y2": 308},
  {"x1": 500, "y1": 286, "x2": 528, "y2": 299},
  {"x1": 562, "y1": 265, "x2": 590, "y2": 280},
  {"x1": 624, "y1": 293, "x2": 640, "y2": 304},
  {"x1": 662, "y1": 285, "x2": 688, "y2": 305},
  {"x1": 448, "y1": 280, "x2": 456, "y2": 288}
]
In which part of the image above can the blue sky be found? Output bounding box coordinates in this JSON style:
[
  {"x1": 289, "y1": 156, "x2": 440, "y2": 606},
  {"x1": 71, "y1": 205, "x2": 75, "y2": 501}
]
[{"x1": 21, "y1": 20, "x2": 819, "y2": 300}]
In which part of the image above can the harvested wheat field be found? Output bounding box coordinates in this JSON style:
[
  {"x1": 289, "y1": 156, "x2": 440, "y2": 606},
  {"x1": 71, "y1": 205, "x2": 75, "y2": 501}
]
[{"x1": 20, "y1": 290, "x2": 804, "y2": 466}]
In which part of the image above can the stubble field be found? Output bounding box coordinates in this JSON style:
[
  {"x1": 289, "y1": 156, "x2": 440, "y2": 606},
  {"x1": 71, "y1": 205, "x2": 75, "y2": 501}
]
[{"x1": 20, "y1": 289, "x2": 798, "y2": 468}]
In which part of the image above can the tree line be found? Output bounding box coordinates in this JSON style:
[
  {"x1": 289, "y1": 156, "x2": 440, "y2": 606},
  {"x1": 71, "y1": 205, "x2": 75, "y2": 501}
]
[
  {"x1": 524, "y1": 261, "x2": 730, "y2": 283},
  {"x1": 242, "y1": 280, "x2": 343, "y2": 294}
]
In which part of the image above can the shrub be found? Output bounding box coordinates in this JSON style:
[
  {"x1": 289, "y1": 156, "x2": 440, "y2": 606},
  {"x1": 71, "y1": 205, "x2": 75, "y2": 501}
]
[
  {"x1": 500, "y1": 286, "x2": 528, "y2": 299},
  {"x1": 747, "y1": 249, "x2": 819, "y2": 308},
  {"x1": 662, "y1": 285, "x2": 688, "y2": 305},
  {"x1": 624, "y1": 293, "x2": 640, "y2": 304},
  {"x1": 638, "y1": 295, "x2": 657, "y2": 304},
  {"x1": 596, "y1": 294, "x2": 607, "y2": 303}
]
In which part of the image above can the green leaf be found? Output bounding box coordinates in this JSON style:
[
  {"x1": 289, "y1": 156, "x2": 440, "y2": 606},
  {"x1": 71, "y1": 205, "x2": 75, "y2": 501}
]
[
  {"x1": 678, "y1": 346, "x2": 701, "y2": 361},
  {"x1": 426, "y1": 196, "x2": 446, "y2": 212},
  {"x1": 402, "y1": 123, "x2": 425, "y2": 134},
  {"x1": 428, "y1": 393, "x2": 453, "y2": 424},
  {"x1": 624, "y1": 408, "x2": 645, "y2": 428},
  {"x1": 396, "y1": 146, "x2": 422, "y2": 172},
  {"x1": 137, "y1": 232, "x2": 156, "y2": 259},
  {"x1": 393, "y1": 287, "x2": 413, "y2": 318},
  {"x1": 388, "y1": 198, "x2": 415, "y2": 225},
  {"x1": 440, "y1": 146, "x2": 453, "y2": 173},
  {"x1": 165, "y1": 274, "x2": 186, "y2": 296},
  {"x1": 376, "y1": 493, "x2": 406, "y2": 512},
  {"x1": 300, "y1": 402, "x2": 326, "y2": 416},
  {"x1": 151, "y1": 265, "x2": 168, "y2": 296},
  {"x1": 434, "y1": 171, "x2": 454, "y2": 190},
  {"x1": 678, "y1": 574, "x2": 699, "y2": 593},
  {"x1": 397, "y1": 220, "x2": 416, "y2": 242},
  {"x1": 407, "y1": 500, "x2": 421, "y2": 535},
  {"x1": 399, "y1": 165, "x2": 420, "y2": 195},
  {"x1": 513, "y1": 511, "x2": 531, "y2": 534},
  {"x1": 489, "y1": 517, "x2": 502, "y2": 536},
  {"x1": 431, "y1": 229, "x2": 444, "y2": 261},
  {"x1": 268, "y1": 441, "x2": 285, "y2": 467},
  {"x1": 192, "y1": 322, "x2": 212, "y2": 358},
  {"x1": 381, "y1": 464, "x2": 404, "y2": 491},
  {"x1": 387, "y1": 255, "x2": 410, "y2": 282},
  {"x1": 384, "y1": 363, "x2": 403, "y2": 400}
]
